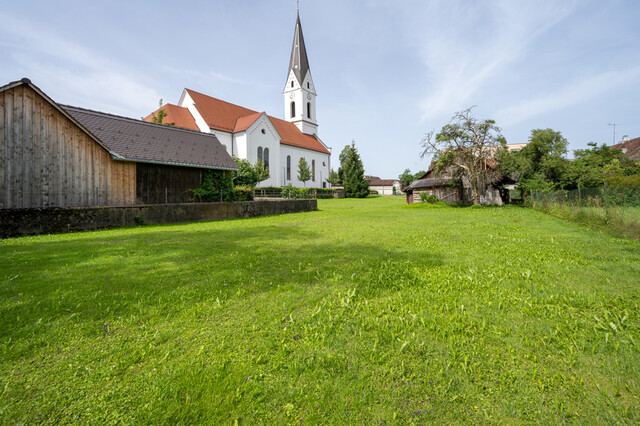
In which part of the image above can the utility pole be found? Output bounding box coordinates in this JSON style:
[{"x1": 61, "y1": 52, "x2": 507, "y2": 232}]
[{"x1": 608, "y1": 123, "x2": 622, "y2": 145}]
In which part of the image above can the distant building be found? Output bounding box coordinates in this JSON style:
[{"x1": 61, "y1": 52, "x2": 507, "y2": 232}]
[
  {"x1": 364, "y1": 176, "x2": 402, "y2": 195},
  {"x1": 612, "y1": 136, "x2": 640, "y2": 160}
]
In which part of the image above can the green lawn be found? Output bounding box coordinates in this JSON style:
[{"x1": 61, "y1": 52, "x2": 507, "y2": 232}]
[{"x1": 1, "y1": 197, "x2": 639, "y2": 423}]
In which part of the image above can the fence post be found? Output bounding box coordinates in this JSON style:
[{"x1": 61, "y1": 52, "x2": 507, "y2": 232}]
[
  {"x1": 577, "y1": 183, "x2": 581, "y2": 207},
  {"x1": 603, "y1": 179, "x2": 608, "y2": 208}
]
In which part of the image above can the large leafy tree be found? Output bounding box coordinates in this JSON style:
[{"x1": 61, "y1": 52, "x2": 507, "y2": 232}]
[
  {"x1": 421, "y1": 107, "x2": 505, "y2": 205},
  {"x1": 297, "y1": 157, "x2": 311, "y2": 187},
  {"x1": 498, "y1": 128, "x2": 571, "y2": 197},
  {"x1": 340, "y1": 142, "x2": 369, "y2": 198}
]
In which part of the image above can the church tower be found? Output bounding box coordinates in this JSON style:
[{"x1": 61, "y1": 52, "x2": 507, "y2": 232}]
[{"x1": 283, "y1": 12, "x2": 318, "y2": 136}]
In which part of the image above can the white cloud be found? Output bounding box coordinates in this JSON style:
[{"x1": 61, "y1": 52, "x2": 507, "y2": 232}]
[
  {"x1": 412, "y1": 0, "x2": 578, "y2": 121},
  {"x1": 0, "y1": 13, "x2": 161, "y2": 117},
  {"x1": 495, "y1": 66, "x2": 640, "y2": 126}
]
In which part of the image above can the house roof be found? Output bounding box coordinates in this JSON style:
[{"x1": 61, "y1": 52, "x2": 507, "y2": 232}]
[
  {"x1": 612, "y1": 137, "x2": 640, "y2": 160},
  {"x1": 144, "y1": 103, "x2": 199, "y2": 131},
  {"x1": 64, "y1": 105, "x2": 237, "y2": 170},
  {"x1": 288, "y1": 12, "x2": 311, "y2": 85},
  {"x1": 408, "y1": 178, "x2": 458, "y2": 190},
  {"x1": 182, "y1": 88, "x2": 330, "y2": 154},
  {"x1": 365, "y1": 176, "x2": 397, "y2": 186}
]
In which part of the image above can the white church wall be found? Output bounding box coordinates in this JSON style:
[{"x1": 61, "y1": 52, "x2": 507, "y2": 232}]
[
  {"x1": 234, "y1": 133, "x2": 248, "y2": 162},
  {"x1": 247, "y1": 115, "x2": 281, "y2": 188},
  {"x1": 210, "y1": 130, "x2": 232, "y2": 154},
  {"x1": 280, "y1": 144, "x2": 330, "y2": 188},
  {"x1": 179, "y1": 90, "x2": 210, "y2": 133}
]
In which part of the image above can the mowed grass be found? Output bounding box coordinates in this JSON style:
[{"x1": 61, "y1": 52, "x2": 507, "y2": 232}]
[{"x1": 1, "y1": 197, "x2": 639, "y2": 424}]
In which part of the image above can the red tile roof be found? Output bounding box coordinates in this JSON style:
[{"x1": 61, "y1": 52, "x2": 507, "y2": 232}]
[
  {"x1": 184, "y1": 89, "x2": 330, "y2": 154},
  {"x1": 612, "y1": 137, "x2": 640, "y2": 160},
  {"x1": 143, "y1": 104, "x2": 199, "y2": 131},
  {"x1": 233, "y1": 112, "x2": 263, "y2": 132}
]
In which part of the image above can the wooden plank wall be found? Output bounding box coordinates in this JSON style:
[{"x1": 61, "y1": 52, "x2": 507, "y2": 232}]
[
  {"x1": 0, "y1": 84, "x2": 136, "y2": 208},
  {"x1": 136, "y1": 163, "x2": 203, "y2": 204}
]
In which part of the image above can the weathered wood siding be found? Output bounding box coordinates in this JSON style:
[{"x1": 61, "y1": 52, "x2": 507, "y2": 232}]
[
  {"x1": 136, "y1": 163, "x2": 203, "y2": 204},
  {"x1": 0, "y1": 85, "x2": 136, "y2": 208}
]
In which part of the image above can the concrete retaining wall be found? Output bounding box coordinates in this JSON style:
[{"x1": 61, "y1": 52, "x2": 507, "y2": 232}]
[{"x1": 0, "y1": 199, "x2": 317, "y2": 238}]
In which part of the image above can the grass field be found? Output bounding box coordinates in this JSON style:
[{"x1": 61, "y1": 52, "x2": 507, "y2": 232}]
[{"x1": 1, "y1": 197, "x2": 639, "y2": 423}]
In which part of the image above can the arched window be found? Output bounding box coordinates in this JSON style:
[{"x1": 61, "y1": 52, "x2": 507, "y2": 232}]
[
  {"x1": 307, "y1": 82, "x2": 310, "y2": 89},
  {"x1": 290, "y1": 101, "x2": 296, "y2": 118},
  {"x1": 257, "y1": 147, "x2": 263, "y2": 163},
  {"x1": 312, "y1": 159, "x2": 316, "y2": 182},
  {"x1": 286, "y1": 155, "x2": 291, "y2": 180},
  {"x1": 264, "y1": 148, "x2": 269, "y2": 170},
  {"x1": 307, "y1": 102, "x2": 311, "y2": 119},
  {"x1": 291, "y1": 81, "x2": 294, "y2": 88}
]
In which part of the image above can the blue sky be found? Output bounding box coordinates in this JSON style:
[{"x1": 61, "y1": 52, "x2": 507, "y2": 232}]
[{"x1": 2, "y1": 0, "x2": 639, "y2": 179}]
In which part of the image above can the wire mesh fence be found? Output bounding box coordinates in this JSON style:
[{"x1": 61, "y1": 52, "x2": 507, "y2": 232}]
[{"x1": 531, "y1": 183, "x2": 640, "y2": 239}]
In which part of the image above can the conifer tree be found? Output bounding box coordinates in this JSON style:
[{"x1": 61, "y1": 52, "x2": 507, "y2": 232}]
[{"x1": 341, "y1": 142, "x2": 369, "y2": 198}]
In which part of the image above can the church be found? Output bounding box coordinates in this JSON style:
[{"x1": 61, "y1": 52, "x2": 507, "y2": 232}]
[{"x1": 146, "y1": 12, "x2": 331, "y2": 188}]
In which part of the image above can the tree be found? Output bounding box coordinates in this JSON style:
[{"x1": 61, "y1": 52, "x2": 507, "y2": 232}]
[
  {"x1": 297, "y1": 157, "x2": 312, "y2": 187},
  {"x1": 232, "y1": 156, "x2": 270, "y2": 187},
  {"x1": 498, "y1": 128, "x2": 571, "y2": 199},
  {"x1": 398, "y1": 169, "x2": 426, "y2": 189},
  {"x1": 421, "y1": 107, "x2": 505, "y2": 205},
  {"x1": 340, "y1": 142, "x2": 369, "y2": 198},
  {"x1": 151, "y1": 99, "x2": 175, "y2": 126},
  {"x1": 326, "y1": 168, "x2": 340, "y2": 186}
]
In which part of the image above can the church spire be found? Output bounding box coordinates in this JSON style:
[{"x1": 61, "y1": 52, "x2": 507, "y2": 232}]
[{"x1": 288, "y1": 11, "x2": 310, "y2": 85}]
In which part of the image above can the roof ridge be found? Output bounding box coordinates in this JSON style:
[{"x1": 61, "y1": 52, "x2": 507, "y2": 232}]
[
  {"x1": 185, "y1": 88, "x2": 259, "y2": 115},
  {"x1": 61, "y1": 104, "x2": 217, "y2": 138}
]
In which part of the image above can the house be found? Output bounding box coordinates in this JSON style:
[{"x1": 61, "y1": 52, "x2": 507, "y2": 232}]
[
  {"x1": 145, "y1": 12, "x2": 332, "y2": 188},
  {"x1": 0, "y1": 78, "x2": 236, "y2": 209},
  {"x1": 612, "y1": 136, "x2": 640, "y2": 160},
  {"x1": 365, "y1": 176, "x2": 403, "y2": 195}
]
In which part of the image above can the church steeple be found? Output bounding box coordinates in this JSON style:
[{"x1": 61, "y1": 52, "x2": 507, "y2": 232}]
[
  {"x1": 288, "y1": 12, "x2": 310, "y2": 85},
  {"x1": 284, "y1": 11, "x2": 318, "y2": 135}
]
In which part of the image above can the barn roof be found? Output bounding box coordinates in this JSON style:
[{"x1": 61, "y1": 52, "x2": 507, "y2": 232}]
[
  {"x1": 408, "y1": 178, "x2": 459, "y2": 190},
  {"x1": 64, "y1": 106, "x2": 237, "y2": 170}
]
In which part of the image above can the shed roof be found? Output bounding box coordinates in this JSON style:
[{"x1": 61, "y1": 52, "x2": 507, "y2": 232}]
[
  {"x1": 64, "y1": 105, "x2": 237, "y2": 170},
  {"x1": 408, "y1": 178, "x2": 459, "y2": 190}
]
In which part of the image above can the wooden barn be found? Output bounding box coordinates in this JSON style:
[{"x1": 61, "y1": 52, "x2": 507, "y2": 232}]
[{"x1": 0, "y1": 78, "x2": 237, "y2": 209}]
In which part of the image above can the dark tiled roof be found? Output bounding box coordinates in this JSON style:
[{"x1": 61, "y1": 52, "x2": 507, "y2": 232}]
[
  {"x1": 612, "y1": 137, "x2": 640, "y2": 159},
  {"x1": 365, "y1": 176, "x2": 396, "y2": 186},
  {"x1": 64, "y1": 105, "x2": 237, "y2": 170},
  {"x1": 408, "y1": 178, "x2": 458, "y2": 190},
  {"x1": 288, "y1": 12, "x2": 311, "y2": 85}
]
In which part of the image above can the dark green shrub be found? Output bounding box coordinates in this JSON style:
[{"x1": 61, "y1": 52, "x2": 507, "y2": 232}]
[{"x1": 191, "y1": 170, "x2": 235, "y2": 202}]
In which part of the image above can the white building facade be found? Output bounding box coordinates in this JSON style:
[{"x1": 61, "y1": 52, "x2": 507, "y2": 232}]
[{"x1": 147, "y1": 12, "x2": 331, "y2": 188}]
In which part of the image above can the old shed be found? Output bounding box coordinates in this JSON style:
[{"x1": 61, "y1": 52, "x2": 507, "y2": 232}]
[{"x1": 0, "y1": 78, "x2": 236, "y2": 209}]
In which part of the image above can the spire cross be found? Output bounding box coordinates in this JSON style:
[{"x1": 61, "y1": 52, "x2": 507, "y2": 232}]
[{"x1": 297, "y1": 0, "x2": 300, "y2": 11}]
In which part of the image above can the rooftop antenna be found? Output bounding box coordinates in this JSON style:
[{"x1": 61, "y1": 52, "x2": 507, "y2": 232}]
[{"x1": 608, "y1": 123, "x2": 622, "y2": 145}]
